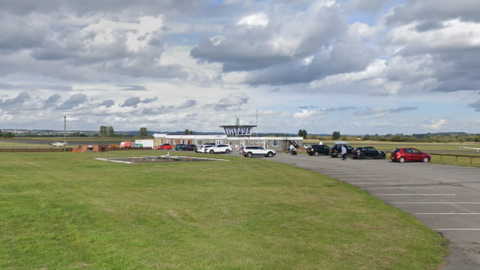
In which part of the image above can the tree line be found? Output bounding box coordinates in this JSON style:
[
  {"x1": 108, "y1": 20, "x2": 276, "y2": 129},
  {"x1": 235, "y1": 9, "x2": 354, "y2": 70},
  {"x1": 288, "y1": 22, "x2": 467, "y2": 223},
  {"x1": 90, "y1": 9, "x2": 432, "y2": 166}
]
[{"x1": 98, "y1": 126, "x2": 149, "y2": 137}]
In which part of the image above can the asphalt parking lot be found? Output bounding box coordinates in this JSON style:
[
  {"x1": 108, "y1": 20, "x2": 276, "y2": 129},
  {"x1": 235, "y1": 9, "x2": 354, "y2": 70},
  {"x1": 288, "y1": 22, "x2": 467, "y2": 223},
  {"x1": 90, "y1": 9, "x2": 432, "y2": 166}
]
[{"x1": 261, "y1": 152, "x2": 480, "y2": 270}]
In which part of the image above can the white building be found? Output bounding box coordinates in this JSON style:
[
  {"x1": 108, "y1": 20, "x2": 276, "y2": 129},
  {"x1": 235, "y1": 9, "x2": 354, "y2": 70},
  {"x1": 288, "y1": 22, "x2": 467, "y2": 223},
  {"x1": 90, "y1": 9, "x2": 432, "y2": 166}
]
[{"x1": 153, "y1": 123, "x2": 303, "y2": 151}]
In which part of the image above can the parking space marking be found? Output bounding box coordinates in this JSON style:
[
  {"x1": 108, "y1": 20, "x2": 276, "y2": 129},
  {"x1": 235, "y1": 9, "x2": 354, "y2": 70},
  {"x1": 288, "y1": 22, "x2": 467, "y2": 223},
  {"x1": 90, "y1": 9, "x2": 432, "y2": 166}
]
[
  {"x1": 352, "y1": 182, "x2": 414, "y2": 185},
  {"x1": 390, "y1": 202, "x2": 480, "y2": 205},
  {"x1": 345, "y1": 178, "x2": 398, "y2": 181},
  {"x1": 366, "y1": 187, "x2": 434, "y2": 189},
  {"x1": 436, "y1": 229, "x2": 480, "y2": 231},
  {"x1": 415, "y1": 213, "x2": 480, "y2": 215},
  {"x1": 324, "y1": 173, "x2": 377, "y2": 175},
  {"x1": 376, "y1": 194, "x2": 456, "y2": 196}
]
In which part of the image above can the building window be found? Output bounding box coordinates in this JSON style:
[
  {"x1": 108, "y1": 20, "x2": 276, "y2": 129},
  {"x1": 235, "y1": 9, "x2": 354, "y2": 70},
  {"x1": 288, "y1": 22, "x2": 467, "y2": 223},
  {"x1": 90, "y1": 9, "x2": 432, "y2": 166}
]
[
  {"x1": 273, "y1": 140, "x2": 279, "y2": 147},
  {"x1": 215, "y1": 140, "x2": 222, "y2": 145}
]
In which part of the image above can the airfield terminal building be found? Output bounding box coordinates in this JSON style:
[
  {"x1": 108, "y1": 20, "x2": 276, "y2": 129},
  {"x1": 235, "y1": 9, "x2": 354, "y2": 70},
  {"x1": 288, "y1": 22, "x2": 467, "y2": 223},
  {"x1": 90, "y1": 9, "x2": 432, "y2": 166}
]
[{"x1": 152, "y1": 122, "x2": 303, "y2": 152}]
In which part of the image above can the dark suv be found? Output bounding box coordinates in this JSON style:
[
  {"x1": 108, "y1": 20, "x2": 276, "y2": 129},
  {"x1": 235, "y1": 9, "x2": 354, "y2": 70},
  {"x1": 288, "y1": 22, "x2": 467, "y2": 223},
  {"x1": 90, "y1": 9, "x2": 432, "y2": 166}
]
[
  {"x1": 351, "y1": 146, "x2": 386, "y2": 159},
  {"x1": 329, "y1": 144, "x2": 354, "y2": 158},
  {"x1": 307, "y1": 144, "x2": 330, "y2": 156},
  {"x1": 181, "y1": 144, "x2": 197, "y2": 151}
]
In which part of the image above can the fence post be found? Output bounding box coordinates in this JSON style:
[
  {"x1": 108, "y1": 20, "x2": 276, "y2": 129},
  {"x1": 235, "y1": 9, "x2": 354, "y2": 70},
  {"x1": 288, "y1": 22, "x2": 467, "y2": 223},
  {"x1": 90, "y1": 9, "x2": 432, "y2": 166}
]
[
  {"x1": 455, "y1": 156, "x2": 458, "y2": 163},
  {"x1": 472, "y1": 156, "x2": 474, "y2": 164},
  {"x1": 440, "y1": 155, "x2": 443, "y2": 161}
]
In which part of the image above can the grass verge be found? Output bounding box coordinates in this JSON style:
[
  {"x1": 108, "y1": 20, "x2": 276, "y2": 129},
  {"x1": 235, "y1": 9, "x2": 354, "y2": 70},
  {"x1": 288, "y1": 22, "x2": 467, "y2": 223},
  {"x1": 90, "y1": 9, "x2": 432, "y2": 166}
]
[{"x1": 0, "y1": 151, "x2": 447, "y2": 269}]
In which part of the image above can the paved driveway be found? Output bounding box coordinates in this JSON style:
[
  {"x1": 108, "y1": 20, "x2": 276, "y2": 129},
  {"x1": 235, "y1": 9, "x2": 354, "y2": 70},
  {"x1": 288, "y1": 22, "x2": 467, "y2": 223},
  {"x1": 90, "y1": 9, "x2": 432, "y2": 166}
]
[{"x1": 265, "y1": 152, "x2": 480, "y2": 270}]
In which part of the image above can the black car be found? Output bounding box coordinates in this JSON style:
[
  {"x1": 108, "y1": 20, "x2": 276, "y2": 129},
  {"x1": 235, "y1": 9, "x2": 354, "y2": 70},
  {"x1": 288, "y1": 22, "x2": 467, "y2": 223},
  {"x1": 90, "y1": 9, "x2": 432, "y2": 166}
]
[
  {"x1": 351, "y1": 146, "x2": 386, "y2": 159},
  {"x1": 329, "y1": 144, "x2": 354, "y2": 158},
  {"x1": 181, "y1": 144, "x2": 197, "y2": 151},
  {"x1": 307, "y1": 144, "x2": 330, "y2": 156}
]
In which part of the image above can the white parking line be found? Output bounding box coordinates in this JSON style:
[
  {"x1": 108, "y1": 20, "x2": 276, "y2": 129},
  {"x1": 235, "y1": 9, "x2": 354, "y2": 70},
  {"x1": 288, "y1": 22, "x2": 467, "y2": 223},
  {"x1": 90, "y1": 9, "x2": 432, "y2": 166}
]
[
  {"x1": 415, "y1": 213, "x2": 480, "y2": 215},
  {"x1": 376, "y1": 194, "x2": 456, "y2": 196},
  {"x1": 390, "y1": 202, "x2": 480, "y2": 204},
  {"x1": 436, "y1": 229, "x2": 480, "y2": 231},
  {"x1": 352, "y1": 182, "x2": 413, "y2": 185},
  {"x1": 366, "y1": 187, "x2": 434, "y2": 189}
]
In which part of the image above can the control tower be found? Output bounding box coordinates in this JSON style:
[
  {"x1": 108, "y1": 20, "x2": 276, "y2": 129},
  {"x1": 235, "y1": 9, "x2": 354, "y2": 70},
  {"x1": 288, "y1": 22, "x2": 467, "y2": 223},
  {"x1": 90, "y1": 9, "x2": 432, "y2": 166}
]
[{"x1": 220, "y1": 118, "x2": 256, "y2": 137}]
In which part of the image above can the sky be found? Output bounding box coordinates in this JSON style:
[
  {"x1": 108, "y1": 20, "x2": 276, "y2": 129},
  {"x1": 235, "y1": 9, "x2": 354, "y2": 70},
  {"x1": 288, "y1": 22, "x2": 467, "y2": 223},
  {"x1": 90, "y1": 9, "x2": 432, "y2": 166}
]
[{"x1": 0, "y1": 0, "x2": 480, "y2": 135}]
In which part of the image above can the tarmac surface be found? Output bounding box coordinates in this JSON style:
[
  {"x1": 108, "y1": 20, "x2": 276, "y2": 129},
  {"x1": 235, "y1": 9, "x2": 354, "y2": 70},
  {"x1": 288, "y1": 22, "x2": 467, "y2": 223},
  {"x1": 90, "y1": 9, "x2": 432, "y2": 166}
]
[{"x1": 261, "y1": 152, "x2": 480, "y2": 270}]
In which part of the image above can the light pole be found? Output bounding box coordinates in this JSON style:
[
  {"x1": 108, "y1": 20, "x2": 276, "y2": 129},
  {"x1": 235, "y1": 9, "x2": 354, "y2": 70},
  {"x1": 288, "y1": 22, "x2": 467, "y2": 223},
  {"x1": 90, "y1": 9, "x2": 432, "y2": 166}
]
[{"x1": 64, "y1": 116, "x2": 67, "y2": 152}]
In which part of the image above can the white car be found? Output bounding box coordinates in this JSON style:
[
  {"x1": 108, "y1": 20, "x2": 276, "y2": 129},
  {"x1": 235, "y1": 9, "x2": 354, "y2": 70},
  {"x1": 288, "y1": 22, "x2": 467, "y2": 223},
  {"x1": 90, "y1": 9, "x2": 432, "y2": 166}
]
[
  {"x1": 196, "y1": 144, "x2": 215, "y2": 153},
  {"x1": 209, "y1": 144, "x2": 232, "y2": 154},
  {"x1": 241, "y1": 146, "x2": 276, "y2": 158}
]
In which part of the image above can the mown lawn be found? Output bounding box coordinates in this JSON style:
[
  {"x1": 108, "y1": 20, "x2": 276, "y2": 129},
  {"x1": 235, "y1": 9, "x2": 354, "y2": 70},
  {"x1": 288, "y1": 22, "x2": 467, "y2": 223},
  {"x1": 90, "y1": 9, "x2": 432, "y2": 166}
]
[{"x1": 0, "y1": 151, "x2": 447, "y2": 269}]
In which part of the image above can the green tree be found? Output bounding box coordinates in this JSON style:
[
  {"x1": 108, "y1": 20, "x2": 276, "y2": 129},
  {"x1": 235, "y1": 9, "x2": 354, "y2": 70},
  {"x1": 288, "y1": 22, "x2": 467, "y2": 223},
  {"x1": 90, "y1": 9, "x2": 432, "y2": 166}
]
[
  {"x1": 298, "y1": 129, "x2": 307, "y2": 139},
  {"x1": 4, "y1": 132, "x2": 14, "y2": 138},
  {"x1": 99, "y1": 126, "x2": 108, "y2": 137},
  {"x1": 139, "y1": 127, "x2": 148, "y2": 137},
  {"x1": 184, "y1": 129, "x2": 193, "y2": 135},
  {"x1": 108, "y1": 126, "x2": 115, "y2": 137},
  {"x1": 391, "y1": 134, "x2": 404, "y2": 142},
  {"x1": 363, "y1": 134, "x2": 371, "y2": 141},
  {"x1": 332, "y1": 131, "x2": 341, "y2": 140}
]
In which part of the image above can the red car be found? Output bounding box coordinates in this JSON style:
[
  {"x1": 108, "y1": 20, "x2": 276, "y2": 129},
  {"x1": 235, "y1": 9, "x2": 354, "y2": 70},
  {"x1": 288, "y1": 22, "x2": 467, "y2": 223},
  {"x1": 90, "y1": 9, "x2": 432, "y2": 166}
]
[
  {"x1": 157, "y1": 144, "x2": 172, "y2": 150},
  {"x1": 390, "y1": 148, "x2": 431, "y2": 163}
]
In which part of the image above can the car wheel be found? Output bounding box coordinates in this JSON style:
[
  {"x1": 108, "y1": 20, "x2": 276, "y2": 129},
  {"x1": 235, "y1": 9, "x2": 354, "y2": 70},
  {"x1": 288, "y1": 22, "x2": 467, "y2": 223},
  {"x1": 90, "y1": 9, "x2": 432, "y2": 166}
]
[
  {"x1": 247, "y1": 152, "x2": 253, "y2": 158},
  {"x1": 210, "y1": 150, "x2": 214, "y2": 154},
  {"x1": 225, "y1": 150, "x2": 231, "y2": 154},
  {"x1": 314, "y1": 152, "x2": 319, "y2": 156},
  {"x1": 359, "y1": 153, "x2": 365, "y2": 159},
  {"x1": 379, "y1": 153, "x2": 386, "y2": 159},
  {"x1": 267, "y1": 152, "x2": 273, "y2": 157},
  {"x1": 423, "y1": 157, "x2": 429, "y2": 163},
  {"x1": 399, "y1": 157, "x2": 405, "y2": 163}
]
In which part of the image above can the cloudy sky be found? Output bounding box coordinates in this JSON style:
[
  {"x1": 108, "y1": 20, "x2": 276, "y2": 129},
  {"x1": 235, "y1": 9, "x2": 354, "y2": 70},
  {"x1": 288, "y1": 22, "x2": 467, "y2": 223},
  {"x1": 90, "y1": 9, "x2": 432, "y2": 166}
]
[{"x1": 1, "y1": 0, "x2": 479, "y2": 135}]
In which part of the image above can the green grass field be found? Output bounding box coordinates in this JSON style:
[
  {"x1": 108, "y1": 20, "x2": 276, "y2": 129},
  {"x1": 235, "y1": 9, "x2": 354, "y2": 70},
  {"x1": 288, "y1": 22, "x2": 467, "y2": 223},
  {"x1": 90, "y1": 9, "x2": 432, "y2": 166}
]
[{"x1": 0, "y1": 151, "x2": 447, "y2": 269}]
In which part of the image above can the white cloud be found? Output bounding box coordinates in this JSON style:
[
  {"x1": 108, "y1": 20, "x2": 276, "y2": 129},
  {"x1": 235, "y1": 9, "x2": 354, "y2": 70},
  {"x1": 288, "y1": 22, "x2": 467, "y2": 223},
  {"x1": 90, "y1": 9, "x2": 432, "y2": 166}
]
[
  {"x1": 423, "y1": 119, "x2": 447, "y2": 130},
  {"x1": 293, "y1": 109, "x2": 319, "y2": 118},
  {"x1": 387, "y1": 19, "x2": 480, "y2": 53},
  {"x1": 237, "y1": 13, "x2": 269, "y2": 27}
]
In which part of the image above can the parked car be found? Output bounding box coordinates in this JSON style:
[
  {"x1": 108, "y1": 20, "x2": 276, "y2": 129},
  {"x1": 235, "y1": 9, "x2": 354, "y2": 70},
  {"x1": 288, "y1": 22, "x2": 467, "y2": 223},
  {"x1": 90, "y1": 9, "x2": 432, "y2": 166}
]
[
  {"x1": 390, "y1": 148, "x2": 431, "y2": 163},
  {"x1": 329, "y1": 144, "x2": 354, "y2": 158},
  {"x1": 174, "y1": 144, "x2": 186, "y2": 151},
  {"x1": 197, "y1": 145, "x2": 215, "y2": 153},
  {"x1": 157, "y1": 144, "x2": 172, "y2": 150},
  {"x1": 307, "y1": 144, "x2": 330, "y2": 156},
  {"x1": 351, "y1": 146, "x2": 386, "y2": 159},
  {"x1": 182, "y1": 144, "x2": 197, "y2": 151},
  {"x1": 241, "y1": 146, "x2": 276, "y2": 158},
  {"x1": 209, "y1": 144, "x2": 232, "y2": 154}
]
